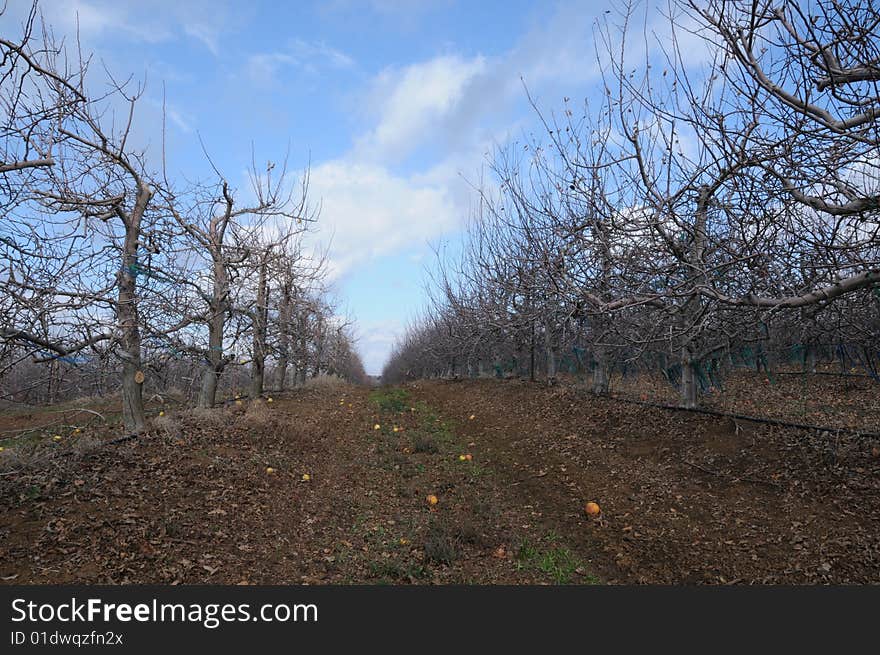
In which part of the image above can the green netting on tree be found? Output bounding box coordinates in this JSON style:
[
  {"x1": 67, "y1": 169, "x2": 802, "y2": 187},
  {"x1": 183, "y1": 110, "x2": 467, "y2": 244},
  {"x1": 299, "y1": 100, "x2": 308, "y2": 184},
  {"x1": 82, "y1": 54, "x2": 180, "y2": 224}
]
[
  {"x1": 857, "y1": 347, "x2": 880, "y2": 380},
  {"x1": 699, "y1": 358, "x2": 723, "y2": 391},
  {"x1": 559, "y1": 354, "x2": 578, "y2": 373},
  {"x1": 695, "y1": 364, "x2": 710, "y2": 391},
  {"x1": 571, "y1": 346, "x2": 587, "y2": 374},
  {"x1": 493, "y1": 358, "x2": 518, "y2": 375},
  {"x1": 788, "y1": 344, "x2": 805, "y2": 364},
  {"x1": 126, "y1": 258, "x2": 175, "y2": 285}
]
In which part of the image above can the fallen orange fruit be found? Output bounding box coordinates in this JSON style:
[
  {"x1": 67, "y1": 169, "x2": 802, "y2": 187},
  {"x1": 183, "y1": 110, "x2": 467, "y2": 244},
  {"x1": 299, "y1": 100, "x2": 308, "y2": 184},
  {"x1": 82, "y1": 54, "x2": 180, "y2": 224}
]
[
  {"x1": 585, "y1": 501, "x2": 601, "y2": 516},
  {"x1": 458, "y1": 454, "x2": 467, "y2": 461},
  {"x1": 266, "y1": 467, "x2": 277, "y2": 475},
  {"x1": 302, "y1": 473, "x2": 311, "y2": 482},
  {"x1": 465, "y1": 454, "x2": 473, "y2": 461},
  {"x1": 426, "y1": 494, "x2": 438, "y2": 506},
  {"x1": 374, "y1": 424, "x2": 381, "y2": 430}
]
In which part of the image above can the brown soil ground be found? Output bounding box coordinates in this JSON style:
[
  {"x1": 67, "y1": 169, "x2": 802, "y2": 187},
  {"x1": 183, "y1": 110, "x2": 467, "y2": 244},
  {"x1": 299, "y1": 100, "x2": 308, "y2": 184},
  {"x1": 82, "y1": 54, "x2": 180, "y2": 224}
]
[{"x1": 1, "y1": 377, "x2": 878, "y2": 584}]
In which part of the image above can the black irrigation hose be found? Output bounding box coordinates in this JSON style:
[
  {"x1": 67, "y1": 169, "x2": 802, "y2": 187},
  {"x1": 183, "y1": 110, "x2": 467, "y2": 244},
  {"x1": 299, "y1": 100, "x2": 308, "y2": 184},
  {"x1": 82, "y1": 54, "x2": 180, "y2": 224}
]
[
  {"x1": 605, "y1": 394, "x2": 880, "y2": 440},
  {"x1": 773, "y1": 371, "x2": 875, "y2": 379}
]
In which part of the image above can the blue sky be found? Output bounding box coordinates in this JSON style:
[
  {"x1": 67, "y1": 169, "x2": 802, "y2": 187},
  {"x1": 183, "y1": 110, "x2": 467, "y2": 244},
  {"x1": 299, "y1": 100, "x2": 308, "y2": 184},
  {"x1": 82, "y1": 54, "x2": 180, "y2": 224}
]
[{"x1": 2, "y1": 0, "x2": 699, "y2": 374}]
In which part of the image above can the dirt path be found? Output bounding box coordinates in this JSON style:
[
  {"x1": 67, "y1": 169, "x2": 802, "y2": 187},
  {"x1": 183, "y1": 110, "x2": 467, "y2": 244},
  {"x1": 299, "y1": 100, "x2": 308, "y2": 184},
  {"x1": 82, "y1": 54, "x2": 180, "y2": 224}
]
[
  {"x1": 0, "y1": 384, "x2": 592, "y2": 584},
  {"x1": 1, "y1": 379, "x2": 878, "y2": 584}
]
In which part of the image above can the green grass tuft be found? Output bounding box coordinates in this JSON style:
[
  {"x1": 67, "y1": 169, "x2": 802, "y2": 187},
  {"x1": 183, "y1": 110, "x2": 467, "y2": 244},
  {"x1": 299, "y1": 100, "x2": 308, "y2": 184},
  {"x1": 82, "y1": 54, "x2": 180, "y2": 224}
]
[
  {"x1": 369, "y1": 388, "x2": 410, "y2": 412},
  {"x1": 515, "y1": 536, "x2": 599, "y2": 584}
]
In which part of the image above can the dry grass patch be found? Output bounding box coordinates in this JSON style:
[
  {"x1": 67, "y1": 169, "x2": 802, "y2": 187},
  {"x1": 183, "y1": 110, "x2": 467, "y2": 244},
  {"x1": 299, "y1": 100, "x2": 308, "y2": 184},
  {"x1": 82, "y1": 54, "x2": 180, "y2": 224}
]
[
  {"x1": 243, "y1": 400, "x2": 274, "y2": 426},
  {"x1": 185, "y1": 406, "x2": 232, "y2": 429},
  {"x1": 303, "y1": 374, "x2": 346, "y2": 389},
  {"x1": 0, "y1": 442, "x2": 51, "y2": 473},
  {"x1": 150, "y1": 413, "x2": 183, "y2": 440}
]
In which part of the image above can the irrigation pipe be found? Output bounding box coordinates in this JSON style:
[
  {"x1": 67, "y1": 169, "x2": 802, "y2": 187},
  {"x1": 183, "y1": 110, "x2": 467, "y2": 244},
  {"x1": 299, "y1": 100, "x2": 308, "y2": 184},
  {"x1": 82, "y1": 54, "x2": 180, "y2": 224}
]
[{"x1": 605, "y1": 394, "x2": 880, "y2": 440}]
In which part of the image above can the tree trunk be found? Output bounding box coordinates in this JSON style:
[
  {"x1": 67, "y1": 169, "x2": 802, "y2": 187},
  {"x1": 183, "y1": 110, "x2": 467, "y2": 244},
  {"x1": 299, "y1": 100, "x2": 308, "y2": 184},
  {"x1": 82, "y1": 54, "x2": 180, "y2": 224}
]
[
  {"x1": 199, "y1": 367, "x2": 219, "y2": 408},
  {"x1": 806, "y1": 346, "x2": 817, "y2": 373},
  {"x1": 274, "y1": 285, "x2": 293, "y2": 391},
  {"x1": 592, "y1": 348, "x2": 609, "y2": 394},
  {"x1": 678, "y1": 185, "x2": 711, "y2": 411},
  {"x1": 529, "y1": 322, "x2": 536, "y2": 382},
  {"x1": 198, "y1": 255, "x2": 228, "y2": 408},
  {"x1": 250, "y1": 258, "x2": 269, "y2": 399},
  {"x1": 274, "y1": 358, "x2": 288, "y2": 391},
  {"x1": 47, "y1": 360, "x2": 58, "y2": 404},
  {"x1": 118, "y1": 181, "x2": 152, "y2": 434},
  {"x1": 680, "y1": 352, "x2": 697, "y2": 409},
  {"x1": 545, "y1": 332, "x2": 557, "y2": 385}
]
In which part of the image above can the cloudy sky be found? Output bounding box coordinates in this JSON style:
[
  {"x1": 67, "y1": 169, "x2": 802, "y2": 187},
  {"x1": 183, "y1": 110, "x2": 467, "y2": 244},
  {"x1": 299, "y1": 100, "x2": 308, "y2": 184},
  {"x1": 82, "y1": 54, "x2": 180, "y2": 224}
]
[{"x1": 1, "y1": 0, "x2": 684, "y2": 374}]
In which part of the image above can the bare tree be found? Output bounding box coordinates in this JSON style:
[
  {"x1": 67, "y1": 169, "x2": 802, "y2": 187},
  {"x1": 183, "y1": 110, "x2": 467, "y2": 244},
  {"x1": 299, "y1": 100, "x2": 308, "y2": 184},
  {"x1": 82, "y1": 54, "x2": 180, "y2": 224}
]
[{"x1": 1, "y1": 14, "x2": 167, "y2": 431}]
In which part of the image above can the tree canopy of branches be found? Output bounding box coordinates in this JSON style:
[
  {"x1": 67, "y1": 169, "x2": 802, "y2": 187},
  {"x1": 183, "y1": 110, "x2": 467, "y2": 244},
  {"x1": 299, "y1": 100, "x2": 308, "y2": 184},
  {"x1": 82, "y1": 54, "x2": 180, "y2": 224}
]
[{"x1": 383, "y1": 0, "x2": 880, "y2": 409}]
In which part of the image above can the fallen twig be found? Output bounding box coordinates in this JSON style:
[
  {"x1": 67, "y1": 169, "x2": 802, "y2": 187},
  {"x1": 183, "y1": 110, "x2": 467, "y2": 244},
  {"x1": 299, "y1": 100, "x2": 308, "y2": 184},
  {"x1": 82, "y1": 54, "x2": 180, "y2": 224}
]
[
  {"x1": 679, "y1": 458, "x2": 781, "y2": 488},
  {"x1": 106, "y1": 433, "x2": 139, "y2": 446}
]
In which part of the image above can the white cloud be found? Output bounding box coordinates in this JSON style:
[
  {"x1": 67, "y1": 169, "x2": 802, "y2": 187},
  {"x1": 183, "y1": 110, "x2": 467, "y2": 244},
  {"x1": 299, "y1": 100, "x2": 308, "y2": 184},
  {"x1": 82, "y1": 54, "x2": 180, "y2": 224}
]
[
  {"x1": 246, "y1": 53, "x2": 298, "y2": 84},
  {"x1": 289, "y1": 38, "x2": 355, "y2": 70},
  {"x1": 35, "y1": 0, "x2": 234, "y2": 54},
  {"x1": 356, "y1": 318, "x2": 405, "y2": 375},
  {"x1": 246, "y1": 40, "x2": 354, "y2": 84},
  {"x1": 354, "y1": 55, "x2": 488, "y2": 163},
  {"x1": 183, "y1": 22, "x2": 221, "y2": 56},
  {"x1": 142, "y1": 97, "x2": 195, "y2": 135},
  {"x1": 307, "y1": 159, "x2": 460, "y2": 280},
  {"x1": 166, "y1": 107, "x2": 194, "y2": 133},
  {"x1": 46, "y1": 0, "x2": 171, "y2": 43}
]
